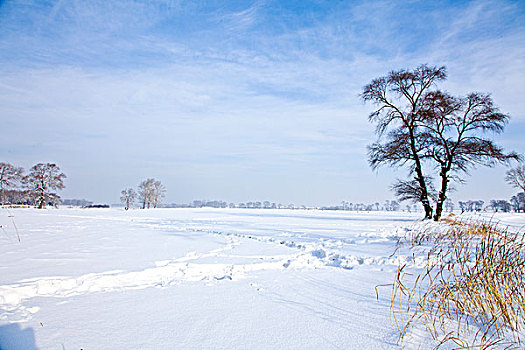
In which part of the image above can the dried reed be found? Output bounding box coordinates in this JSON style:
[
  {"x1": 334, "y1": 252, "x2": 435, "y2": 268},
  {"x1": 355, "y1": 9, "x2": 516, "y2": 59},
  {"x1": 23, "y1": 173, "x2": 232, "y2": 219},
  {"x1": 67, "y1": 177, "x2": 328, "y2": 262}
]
[{"x1": 390, "y1": 216, "x2": 525, "y2": 349}]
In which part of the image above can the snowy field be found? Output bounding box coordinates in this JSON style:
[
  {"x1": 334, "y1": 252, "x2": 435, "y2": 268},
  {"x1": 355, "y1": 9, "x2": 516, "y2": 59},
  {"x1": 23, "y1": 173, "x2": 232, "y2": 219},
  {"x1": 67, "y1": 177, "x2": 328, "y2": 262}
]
[{"x1": 0, "y1": 208, "x2": 523, "y2": 349}]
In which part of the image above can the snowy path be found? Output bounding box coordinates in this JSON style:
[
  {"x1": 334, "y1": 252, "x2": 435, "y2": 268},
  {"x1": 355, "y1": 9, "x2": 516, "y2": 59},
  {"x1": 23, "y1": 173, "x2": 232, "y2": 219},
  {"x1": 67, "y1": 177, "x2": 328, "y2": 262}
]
[{"x1": 0, "y1": 208, "x2": 457, "y2": 349}]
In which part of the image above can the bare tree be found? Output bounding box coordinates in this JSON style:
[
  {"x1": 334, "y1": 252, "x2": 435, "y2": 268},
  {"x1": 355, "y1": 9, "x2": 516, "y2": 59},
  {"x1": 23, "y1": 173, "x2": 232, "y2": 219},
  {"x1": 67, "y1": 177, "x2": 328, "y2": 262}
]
[
  {"x1": 24, "y1": 163, "x2": 66, "y2": 209},
  {"x1": 506, "y1": 165, "x2": 525, "y2": 193},
  {"x1": 362, "y1": 64, "x2": 446, "y2": 219},
  {"x1": 120, "y1": 188, "x2": 136, "y2": 210},
  {"x1": 420, "y1": 91, "x2": 520, "y2": 220},
  {"x1": 0, "y1": 162, "x2": 24, "y2": 205},
  {"x1": 362, "y1": 64, "x2": 520, "y2": 221}
]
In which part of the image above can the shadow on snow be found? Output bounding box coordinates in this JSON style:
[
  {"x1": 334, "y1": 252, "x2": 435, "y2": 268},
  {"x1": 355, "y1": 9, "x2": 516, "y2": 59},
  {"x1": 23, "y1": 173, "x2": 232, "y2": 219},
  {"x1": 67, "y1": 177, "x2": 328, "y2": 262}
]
[{"x1": 0, "y1": 323, "x2": 38, "y2": 350}]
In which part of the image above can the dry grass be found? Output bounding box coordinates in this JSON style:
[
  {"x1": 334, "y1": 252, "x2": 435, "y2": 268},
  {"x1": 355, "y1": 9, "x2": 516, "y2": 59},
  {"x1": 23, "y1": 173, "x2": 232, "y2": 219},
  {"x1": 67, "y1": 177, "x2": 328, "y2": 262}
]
[{"x1": 389, "y1": 216, "x2": 525, "y2": 349}]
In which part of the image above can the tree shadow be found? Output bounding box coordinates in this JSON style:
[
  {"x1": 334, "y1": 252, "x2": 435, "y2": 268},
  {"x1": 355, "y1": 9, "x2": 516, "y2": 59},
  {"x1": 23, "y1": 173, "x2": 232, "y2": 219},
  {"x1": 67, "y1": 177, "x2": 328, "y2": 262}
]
[{"x1": 0, "y1": 323, "x2": 38, "y2": 350}]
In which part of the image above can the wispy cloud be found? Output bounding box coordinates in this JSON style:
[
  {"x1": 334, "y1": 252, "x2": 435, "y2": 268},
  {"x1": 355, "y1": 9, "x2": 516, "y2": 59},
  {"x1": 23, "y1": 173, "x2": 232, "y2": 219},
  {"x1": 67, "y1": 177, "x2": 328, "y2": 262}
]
[{"x1": 220, "y1": 1, "x2": 264, "y2": 33}]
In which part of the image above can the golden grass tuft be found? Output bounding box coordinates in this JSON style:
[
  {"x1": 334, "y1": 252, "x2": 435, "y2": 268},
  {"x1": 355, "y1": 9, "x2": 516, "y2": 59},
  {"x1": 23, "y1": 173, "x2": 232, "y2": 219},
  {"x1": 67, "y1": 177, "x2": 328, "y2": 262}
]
[{"x1": 389, "y1": 217, "x2": 525, "y2": 349}]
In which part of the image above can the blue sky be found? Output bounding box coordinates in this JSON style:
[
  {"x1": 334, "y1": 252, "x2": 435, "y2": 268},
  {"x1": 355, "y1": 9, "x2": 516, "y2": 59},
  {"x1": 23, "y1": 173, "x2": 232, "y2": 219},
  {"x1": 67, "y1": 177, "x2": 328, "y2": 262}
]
[{"x1": 1, "y1": 0, "x2": 524, "y2": 206}]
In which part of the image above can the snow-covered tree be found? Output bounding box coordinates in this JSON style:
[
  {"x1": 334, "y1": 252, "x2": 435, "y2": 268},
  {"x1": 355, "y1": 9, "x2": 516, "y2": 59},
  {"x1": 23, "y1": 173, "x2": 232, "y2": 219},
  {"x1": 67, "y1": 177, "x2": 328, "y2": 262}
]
[
  {"x1": 138, "y1": 179, "x2": 154, "y2": 209},
  {"x1": 0, "y1": 162, "x2": 24, "y2": 205},
  {"x1": 138, "y1": 178, "x2": 166, "y2": 209},
  {"x1": 25, "y1": 163, "x2": 66, "y2": 209},
  {"x1": 152, "y1": 180, "x2": 166, "y2": 208}
]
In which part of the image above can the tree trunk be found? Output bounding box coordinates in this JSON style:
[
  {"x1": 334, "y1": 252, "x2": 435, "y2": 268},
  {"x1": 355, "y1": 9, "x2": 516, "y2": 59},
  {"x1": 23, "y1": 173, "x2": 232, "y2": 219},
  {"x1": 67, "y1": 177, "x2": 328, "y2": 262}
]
[
  {"x1": 416, "y1": 168, "x2": 433, "y2": 219},
  {"x1": 434, "y1": 166, "x2": 450, "y2": 221},
  {"x1": 408, "y1": 129, "x2": 433, "y2": 219}
]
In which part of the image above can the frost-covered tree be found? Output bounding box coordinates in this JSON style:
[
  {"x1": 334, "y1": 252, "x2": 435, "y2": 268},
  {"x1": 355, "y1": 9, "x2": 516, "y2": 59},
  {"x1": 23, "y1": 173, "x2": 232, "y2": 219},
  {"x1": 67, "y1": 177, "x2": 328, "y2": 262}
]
[
  {"x1": 120, "y1": 188, "x2": 136, "y2": 210},
  {"x1": 0, "y1": 162, "x2": 24, "y2": 205},
  {"x1": 138, "y1": 178, "x2": 166, "y2": 209},
  {"x1": 138, "y1": 179, "x2": 154, "y2": 209},
  {"x1": 24, "y1": 163, "x2": 66, "y2": 209},
  {"x1": 152, "y1": 180, "x2": 166, "y2": 208}
]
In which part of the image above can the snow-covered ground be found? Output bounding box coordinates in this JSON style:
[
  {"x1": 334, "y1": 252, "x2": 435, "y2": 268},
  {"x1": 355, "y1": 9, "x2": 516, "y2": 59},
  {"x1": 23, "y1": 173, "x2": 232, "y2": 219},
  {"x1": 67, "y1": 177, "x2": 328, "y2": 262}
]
[{"x1": 0, "y1": 208, "x2": 523, "y2": 349}]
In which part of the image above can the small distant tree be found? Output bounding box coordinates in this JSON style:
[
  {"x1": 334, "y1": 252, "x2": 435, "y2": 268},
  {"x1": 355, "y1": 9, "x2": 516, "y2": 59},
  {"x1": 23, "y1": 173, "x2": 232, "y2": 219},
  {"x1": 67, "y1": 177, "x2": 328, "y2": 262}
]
[
  {"x1": 458, "y1": 201, "x2": 466, "y2": 213},
  {"x1": 0, "y1": 162, "x2": 24, "y2": 205},
  {"x1": 120, "y1": 188, "x2": 136, "y2": 210},
  {"x1": 444, "y1": 199, "x2": 454, "y2": 212},
  {"x1": 138, "y1": 179, "x2": 155, "y2": 209},
  {"x1": 500, "y1": 200, "x2": 511, "y2": 213},
  {"x1": 138, "y1": 178, "x2": 166, "y2": 209},
  {"x1": 515, "y1": 192, "x2": 525, "y2": 212},
  {"x1": 25, "y1": 163, "x2": 66, "y2": 209},
  {"x1": 506, "y1": 165, "x2": 525, "y2": 193},
  {"x1": 489, "y1": 199, "x2": 512, "y2": 213},
  {"x1": 152, "y1": 180, "x2": 166, "y2": 208},
  {"x1": 474, "y1": 200, "x2": 484, "y2": 212},
  {"x1": 510, "y1": 194, "x2": 525, "y2": 213},
  {"x1": 390, "y1": 200, "x2": 400, "y2": 211}
]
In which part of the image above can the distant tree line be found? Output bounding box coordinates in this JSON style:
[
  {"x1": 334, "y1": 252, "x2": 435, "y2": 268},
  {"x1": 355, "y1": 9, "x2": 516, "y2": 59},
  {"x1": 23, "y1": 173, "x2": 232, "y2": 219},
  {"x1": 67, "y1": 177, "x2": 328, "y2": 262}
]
[
  {"x1": 457, "y1": 193, "x2": 525, "y2": 213},
  {"x1": 62, "y1": 199, "x2": 93, "y2": 207},
  {"x1": 159, "y1": 200, "x2": 298, "y2": 209},
  {"x1": 325, "y1": 200, "x2": 402, "y2": 211},
  {"x1": 120, "y1": 178, "x2": 166, "y2": 210},
  {"x1": 0, "y1": 162, "x2": 66, "y2": 208},
  {"x1": 129, "y1": 195, "x2": 525, "y2": 213},
  {"x1": 159, "y1": 199, "x2": 415, "y2": 211},
  {"x1": 457, "y1": 166, "x2": 525, "y2": 213}
]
